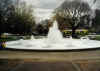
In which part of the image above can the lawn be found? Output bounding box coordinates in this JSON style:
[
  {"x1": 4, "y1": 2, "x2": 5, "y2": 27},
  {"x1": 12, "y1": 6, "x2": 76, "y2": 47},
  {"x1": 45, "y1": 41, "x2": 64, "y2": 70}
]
[
  {"x1": 1, "y1": 35, "x2": 100, "y2": 42},
  {"x1": 0, "y1": 35, "x2": 32, "y2": 42},
  {"x1": 92, "y1": 36, "x2": 100, "y2": 41},
  {"x1": 0, "y1": 36, "x2": 22, "y2": 42}
]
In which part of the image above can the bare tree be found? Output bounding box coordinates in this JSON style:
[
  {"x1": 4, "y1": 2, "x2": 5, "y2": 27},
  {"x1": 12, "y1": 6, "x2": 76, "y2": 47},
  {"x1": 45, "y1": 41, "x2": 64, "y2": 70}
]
[
  {"x1": 0, "y1": 0, "x2": 36, "y2": 35},
  {"x1": 55, "y1": 0, "x2": 92, "y2": 38},
  {"x1": 7, "y1": 0, "x2": 36, "y2": 35},
  {"x1": 0, "y1": 0, "x2": 13, "y2": 36}
]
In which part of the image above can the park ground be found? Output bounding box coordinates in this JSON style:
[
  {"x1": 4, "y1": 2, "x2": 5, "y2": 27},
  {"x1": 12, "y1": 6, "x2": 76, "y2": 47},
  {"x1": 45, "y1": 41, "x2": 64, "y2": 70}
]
[
  {"x1": 0, "y1": 35, "x2": 100, "y2": 71},
  {"x1": 0, "y1": 49, "x2": 100, "y2": 71}
]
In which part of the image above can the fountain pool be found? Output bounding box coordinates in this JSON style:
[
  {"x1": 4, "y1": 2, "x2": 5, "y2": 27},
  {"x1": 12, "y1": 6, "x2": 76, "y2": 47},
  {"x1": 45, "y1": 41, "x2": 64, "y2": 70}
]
[{"x1": 6, "y1": 21, "x2": 100, "y2": 50}]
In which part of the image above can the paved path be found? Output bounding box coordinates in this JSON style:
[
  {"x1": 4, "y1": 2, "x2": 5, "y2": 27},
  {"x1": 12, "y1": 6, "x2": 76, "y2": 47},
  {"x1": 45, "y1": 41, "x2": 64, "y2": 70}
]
[
  {"x1": 0, "y1": 49, "x2": 100, "y2": 71},
  {"x1": 0, "y1": 49, "x2": 100, "y2": 61}
]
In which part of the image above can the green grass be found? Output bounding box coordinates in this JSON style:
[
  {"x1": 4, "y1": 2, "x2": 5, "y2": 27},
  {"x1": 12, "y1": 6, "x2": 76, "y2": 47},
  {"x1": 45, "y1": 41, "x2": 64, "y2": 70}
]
[
  {"x1": 92, "y1": 36, "x2": 100, "y2": 41},
  {"x1": 0, "y1": 37, "x2": 20, "y2": 42},
  {"x1": 0, "y1": 35, "x2": 31, "y2": 42},
  {"x1": 1, "y1": 35, "x2": 100, "y2": 42}
]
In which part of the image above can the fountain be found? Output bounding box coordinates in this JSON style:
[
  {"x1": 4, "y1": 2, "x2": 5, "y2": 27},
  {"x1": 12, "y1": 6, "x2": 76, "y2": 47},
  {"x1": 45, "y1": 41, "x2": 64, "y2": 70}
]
[
  {"x1": 47, "y1": 21, "x2": 63, "y2": 43},
  {"x1": 6, "y1": 20, "x2": 100, "y2": 50},
  {"x1": 5, "y1": 0, "x2": 100, "y2": 50}
]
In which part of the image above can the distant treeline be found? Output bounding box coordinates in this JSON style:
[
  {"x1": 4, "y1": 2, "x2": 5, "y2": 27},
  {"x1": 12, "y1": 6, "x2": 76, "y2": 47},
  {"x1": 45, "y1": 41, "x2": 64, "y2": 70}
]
[
  {"x1": 0, "y1": 0, "x2": 100, "y2": 37},
  {"x1": 0, "y1": 0, "x2": 35, "y2": 36}
]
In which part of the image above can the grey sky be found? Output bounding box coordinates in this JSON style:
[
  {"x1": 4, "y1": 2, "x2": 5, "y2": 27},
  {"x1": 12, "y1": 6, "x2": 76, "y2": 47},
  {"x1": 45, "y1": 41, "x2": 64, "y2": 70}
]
[
  {"x1": 13, "y1": 0, "x2": 64, "y2": 22},
  {"x1": 18, "y1": 0, "x2": 100, "y2": 22},
  {"x1": 30, "y1": 0, "x2": 64, "y2": 22},
  {"x1": 34, "y1": 0, "x2": 64, "y2": 9}
]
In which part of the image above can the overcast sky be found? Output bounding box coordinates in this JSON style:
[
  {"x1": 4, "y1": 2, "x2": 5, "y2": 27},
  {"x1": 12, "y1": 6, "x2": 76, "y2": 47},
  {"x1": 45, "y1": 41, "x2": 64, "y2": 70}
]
[
  {"x1": 19, "y1": 0, "x2": 100, "y2": 22},
  {"x1": 20, "y1": 0, "x2": 64, "y2": 22},
  {"x1": 34, "y1": 0, "x2": 64, "y2": 22}
]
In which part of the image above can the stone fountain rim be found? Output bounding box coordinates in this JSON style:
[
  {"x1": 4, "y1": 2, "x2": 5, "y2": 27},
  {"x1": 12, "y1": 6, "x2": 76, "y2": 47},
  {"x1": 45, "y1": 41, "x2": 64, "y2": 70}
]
[{"x1": 5, "y1": 46, "x2": 100, "y2": 51}]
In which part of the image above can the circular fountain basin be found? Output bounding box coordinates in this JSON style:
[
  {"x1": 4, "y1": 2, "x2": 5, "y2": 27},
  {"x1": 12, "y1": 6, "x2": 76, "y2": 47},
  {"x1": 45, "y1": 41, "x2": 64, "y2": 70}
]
[
  {"x1": 6, "y1": 38, "x2": 100, "y2": 51},
  {"x1": 5, "y1": 21, "x2": 100, "y2": 51}
]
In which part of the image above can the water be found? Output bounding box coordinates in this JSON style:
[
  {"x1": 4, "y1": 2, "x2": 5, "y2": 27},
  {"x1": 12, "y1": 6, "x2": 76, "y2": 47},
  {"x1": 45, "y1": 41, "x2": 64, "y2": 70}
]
[
  {"x1": 6, "y1": 0, "x2": 100, "y2": 50},
  {"x1": 6, "y1": 21, "x2": 100, "y2": 50},
  {"x1": 47, "y1": 21, "x2": 63, "y2": 43}
]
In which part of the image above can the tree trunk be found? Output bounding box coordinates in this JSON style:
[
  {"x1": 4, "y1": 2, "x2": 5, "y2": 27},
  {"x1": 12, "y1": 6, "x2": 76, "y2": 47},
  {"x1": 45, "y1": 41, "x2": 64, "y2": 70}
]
[
  {"x1": 0, "y1": 33, "x2": 1, "y2": 39},
  {"x1": 72, "y1": 28, "x2": 77, "y2": 38}
]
